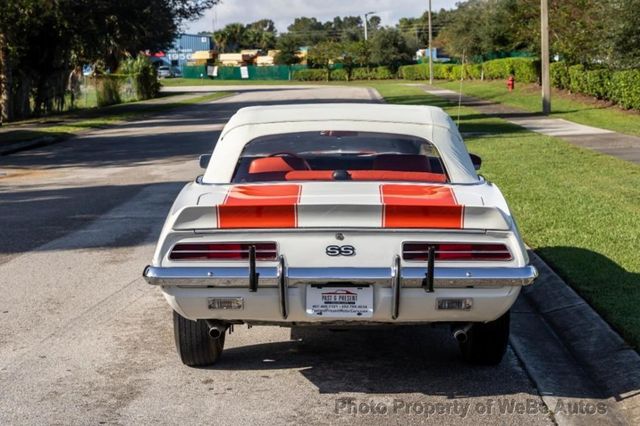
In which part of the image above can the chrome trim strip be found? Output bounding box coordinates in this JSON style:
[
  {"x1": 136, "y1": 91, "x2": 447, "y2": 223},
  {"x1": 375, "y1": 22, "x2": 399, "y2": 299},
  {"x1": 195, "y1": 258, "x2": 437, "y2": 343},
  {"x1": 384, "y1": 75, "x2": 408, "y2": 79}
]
[
  {"x1": 277, "y1": 256, "x2": 288, "y2": 319},
  {"x1": 143, "y1": 265, "x2": 538, "y2": 288},
  {"x1": 391, "y1": 256, "x2": 401, "y2": 320}
]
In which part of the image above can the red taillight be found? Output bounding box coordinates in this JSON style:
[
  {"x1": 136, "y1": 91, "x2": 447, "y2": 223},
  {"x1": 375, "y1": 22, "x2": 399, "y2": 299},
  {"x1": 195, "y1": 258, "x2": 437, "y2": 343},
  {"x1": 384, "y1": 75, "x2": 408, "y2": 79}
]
[
  {"x1": 403, "y1": 243, "x2": 512, "y2": 261},
  {"x1": 169, "y1": 243, "x2": 277, "y2": 261}
]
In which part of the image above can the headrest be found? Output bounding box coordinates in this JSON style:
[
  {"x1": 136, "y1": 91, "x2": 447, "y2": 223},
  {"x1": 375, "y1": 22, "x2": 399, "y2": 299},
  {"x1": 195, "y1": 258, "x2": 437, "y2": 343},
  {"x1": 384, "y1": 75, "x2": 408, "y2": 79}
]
[{"x1": 249, "y1": 157, "x2": 296, "y2": 174}]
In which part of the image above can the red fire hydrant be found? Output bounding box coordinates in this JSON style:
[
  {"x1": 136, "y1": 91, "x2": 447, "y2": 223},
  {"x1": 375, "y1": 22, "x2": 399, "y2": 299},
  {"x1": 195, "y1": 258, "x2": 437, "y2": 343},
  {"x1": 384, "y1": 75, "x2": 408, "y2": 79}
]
[{"x1": 507, "y1": 75, "x2": 515, "y2": 92}]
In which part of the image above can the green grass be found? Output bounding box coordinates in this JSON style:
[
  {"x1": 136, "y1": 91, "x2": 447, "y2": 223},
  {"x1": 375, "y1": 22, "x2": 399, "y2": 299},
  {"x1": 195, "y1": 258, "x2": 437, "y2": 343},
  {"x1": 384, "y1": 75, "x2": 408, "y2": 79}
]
[
  {"x1": 372, "y1": 81, "x2": 640, "y2": 350},
  {"x1": 0, "y1": 92, "x2": 230, "y2": 146},
  {"x1": 435, "y1": 79, "x2": 640, "y2": 137}
]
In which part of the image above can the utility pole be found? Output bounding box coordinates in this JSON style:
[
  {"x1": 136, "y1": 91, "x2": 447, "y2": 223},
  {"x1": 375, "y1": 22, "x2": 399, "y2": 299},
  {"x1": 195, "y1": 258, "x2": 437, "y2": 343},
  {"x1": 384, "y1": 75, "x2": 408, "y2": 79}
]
[
  {"x1": 428, "y1": 0, "x2": 433, "y2": 85},
  {"x1": 541, "y1": 0, "x2": 551, "y2": 114},
  {"x1": 364, "y1": 11, "x2": 376, "y2": 41}
]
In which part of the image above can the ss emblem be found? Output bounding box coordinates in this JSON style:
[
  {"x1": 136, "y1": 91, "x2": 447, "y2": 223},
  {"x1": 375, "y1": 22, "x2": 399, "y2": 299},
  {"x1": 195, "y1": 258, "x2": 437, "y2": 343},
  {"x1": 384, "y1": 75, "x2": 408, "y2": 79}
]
[{"x1": 326, "y1": 245, "x2": 356, "y2": 256}]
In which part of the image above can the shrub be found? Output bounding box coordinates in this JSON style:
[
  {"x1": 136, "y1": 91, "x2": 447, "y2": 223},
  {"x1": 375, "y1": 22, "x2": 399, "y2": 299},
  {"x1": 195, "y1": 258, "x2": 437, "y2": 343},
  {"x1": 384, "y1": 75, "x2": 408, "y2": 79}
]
[
  {"x1": 292, "y1": 69, "x2": 326, "y2": 81},
  {"x1": 568, "y1": 65, "x2": 587, "y2": 94},
  {"x1": 371, "y1": 66, "x2": 395, "y2": 79},
  {"x1": 550, "y1": 62, "x2": 571, "y2": 90},
  {"x1": 119, "y1": 56, "x2": 160, "y2": 100},
  {"x1": 330, "y1": 68, "x2": 348, "y2": 81},
  {"x1": 609, "y1": 70, "x2": 640, "y2": 110},
  {"x1": 483, "y1": 58, "x2": 539, "y2": 83},
  {"x1": 95, "y1": 76, "x2": 122, "y2": 107},
  {"x1": 399, "y1": 64, "x2": 427, "y2": 80},
  {"x1": 583, "y1": 69, "x2": 613, "y2": 100}
]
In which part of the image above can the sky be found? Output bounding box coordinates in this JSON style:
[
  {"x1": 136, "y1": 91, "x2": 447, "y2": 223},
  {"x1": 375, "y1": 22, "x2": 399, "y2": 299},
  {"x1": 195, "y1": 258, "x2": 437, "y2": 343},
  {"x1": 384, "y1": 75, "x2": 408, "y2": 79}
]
[{"x1": 185, "y1": 0, "x2": 459, "y2": 34}]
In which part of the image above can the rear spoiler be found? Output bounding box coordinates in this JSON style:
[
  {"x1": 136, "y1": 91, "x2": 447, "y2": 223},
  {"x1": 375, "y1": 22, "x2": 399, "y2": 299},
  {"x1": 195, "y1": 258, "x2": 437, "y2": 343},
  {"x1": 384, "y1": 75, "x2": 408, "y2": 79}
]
[{"x1": 171, "y1": 203, "x2": 511, "y2": 231}]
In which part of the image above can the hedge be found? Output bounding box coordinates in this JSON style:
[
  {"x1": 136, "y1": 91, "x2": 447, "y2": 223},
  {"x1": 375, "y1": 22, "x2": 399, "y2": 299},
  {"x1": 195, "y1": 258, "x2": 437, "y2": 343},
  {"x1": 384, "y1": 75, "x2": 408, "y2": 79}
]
[
  {"x1": 292, "y1": 66, "x2": 395, "y2": 81},
  {"x1": 399, "y1": 57, "x2": 539, "y2": 83},
  {"x1": 551, "y1": 62, "x2": 640, "y2": 110}
]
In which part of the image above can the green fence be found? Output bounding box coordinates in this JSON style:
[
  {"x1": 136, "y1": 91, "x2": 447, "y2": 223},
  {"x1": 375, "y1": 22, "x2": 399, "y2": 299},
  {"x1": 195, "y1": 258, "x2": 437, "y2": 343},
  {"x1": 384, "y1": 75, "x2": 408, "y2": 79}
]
[{"x1": 181, "y1": 64, "x2": 307, "y2": 80}]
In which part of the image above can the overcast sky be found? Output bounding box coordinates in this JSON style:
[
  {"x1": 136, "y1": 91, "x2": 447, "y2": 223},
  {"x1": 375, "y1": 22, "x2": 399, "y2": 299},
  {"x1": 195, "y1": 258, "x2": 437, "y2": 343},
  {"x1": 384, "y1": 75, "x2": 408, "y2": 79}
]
[{"x1": 185, "y1": 0, "x2": 459, "y2": 34}]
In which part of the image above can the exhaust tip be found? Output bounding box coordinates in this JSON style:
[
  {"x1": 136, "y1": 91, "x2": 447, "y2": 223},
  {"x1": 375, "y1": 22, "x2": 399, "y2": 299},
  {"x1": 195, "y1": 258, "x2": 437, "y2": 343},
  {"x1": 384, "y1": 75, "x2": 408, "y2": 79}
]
[
  {"x1": 453, "y1": 329, "x2": 468, "y2": 343},
  {"x1": 208, "y1": 328, "x2": 223, "y2": 339},
  {"x1": 205, "y1": 320, "x2": 227, "y2": 339}
]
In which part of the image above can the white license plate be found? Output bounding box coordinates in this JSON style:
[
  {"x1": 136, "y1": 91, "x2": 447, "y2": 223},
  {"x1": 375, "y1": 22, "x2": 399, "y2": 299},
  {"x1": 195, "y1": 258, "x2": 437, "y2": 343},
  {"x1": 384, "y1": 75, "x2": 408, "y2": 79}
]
[{"x1": 305, "y1": 285, "x2": 373, "y2": 318}]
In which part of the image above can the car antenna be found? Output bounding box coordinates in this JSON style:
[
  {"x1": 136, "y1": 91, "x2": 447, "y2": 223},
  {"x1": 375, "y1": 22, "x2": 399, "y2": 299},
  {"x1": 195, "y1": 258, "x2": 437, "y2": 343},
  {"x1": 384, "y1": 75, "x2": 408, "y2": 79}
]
[{"x1": 457, "y1": 49, "x2": 465, "y2": 127}]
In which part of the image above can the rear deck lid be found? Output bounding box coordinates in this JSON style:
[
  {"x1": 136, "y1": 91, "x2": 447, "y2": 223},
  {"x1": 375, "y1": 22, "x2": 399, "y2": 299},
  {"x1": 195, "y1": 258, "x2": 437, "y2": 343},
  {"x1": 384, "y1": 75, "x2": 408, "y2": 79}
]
[{"x1": 172, "y1": 182, "x2": 510, "y2": 231}]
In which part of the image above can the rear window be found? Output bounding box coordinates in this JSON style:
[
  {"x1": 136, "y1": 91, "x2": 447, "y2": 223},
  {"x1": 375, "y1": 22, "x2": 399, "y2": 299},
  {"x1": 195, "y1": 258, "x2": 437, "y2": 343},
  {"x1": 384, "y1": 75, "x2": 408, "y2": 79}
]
[{"x1": 231, "y1": 131, "x2": 448, "y2": 183}]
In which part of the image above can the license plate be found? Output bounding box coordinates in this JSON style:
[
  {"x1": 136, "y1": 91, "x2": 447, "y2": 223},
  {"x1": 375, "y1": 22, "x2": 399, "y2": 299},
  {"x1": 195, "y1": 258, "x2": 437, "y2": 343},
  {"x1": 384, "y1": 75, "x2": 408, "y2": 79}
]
[{"x1": 305, "y1": 285, "x2": 373, "y2": 318}]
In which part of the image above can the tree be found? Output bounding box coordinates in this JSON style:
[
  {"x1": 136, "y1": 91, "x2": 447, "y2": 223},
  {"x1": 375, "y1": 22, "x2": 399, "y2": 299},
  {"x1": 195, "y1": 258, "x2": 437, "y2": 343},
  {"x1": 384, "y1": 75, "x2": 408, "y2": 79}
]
[
  {"x1": 274, "y1": 34, "x2": 302, "y2": 79},
  {"x1": 287, "y1": 17, "x2": 327, "y2": 46},
  {"x1": 0, "y1": 0, "x2": 218, "y2": 122},
  {"x1": 342, "y1": 41, "x2": 370, "y2": 79},
  {"x1": 611, "y1": 0, "x2": 640, "y2": 67},
  {"x1": 222, "y1": 23, "x2": 246, "y2": 52},
  {"x1": 213, "y1": 30, "x2": 229, "y2": 53},
  {"x1": 308, "y1": 41, "x2": 342, "y2": 81},
  {"x1": 369, "y1": 28, "x2": 412, "y2": 72},
  {"x1": 243, "y1": 19, "x2": 277, "y2": 50}
]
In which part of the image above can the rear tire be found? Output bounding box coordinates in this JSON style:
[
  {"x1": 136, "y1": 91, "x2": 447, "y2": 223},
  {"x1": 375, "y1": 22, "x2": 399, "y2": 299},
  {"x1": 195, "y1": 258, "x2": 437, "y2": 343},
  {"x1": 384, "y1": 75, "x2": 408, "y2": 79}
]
[
  {"x1": 459, "y1": 310, "x2": 510, "y2": 365},
  {"x1": 173, "y1": 311, "x2": 225, "y2": 367}
]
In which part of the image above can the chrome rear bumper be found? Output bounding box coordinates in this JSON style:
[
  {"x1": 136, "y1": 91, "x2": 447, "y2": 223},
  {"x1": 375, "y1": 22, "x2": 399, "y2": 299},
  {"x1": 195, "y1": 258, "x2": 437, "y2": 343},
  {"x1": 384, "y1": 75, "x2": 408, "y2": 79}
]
[
  {"x1": 143, "y1": 263, "x2": 537, "y2": 288},
  {"x1": 144, "y1": 257, "x2": 536, "y2": 321}
]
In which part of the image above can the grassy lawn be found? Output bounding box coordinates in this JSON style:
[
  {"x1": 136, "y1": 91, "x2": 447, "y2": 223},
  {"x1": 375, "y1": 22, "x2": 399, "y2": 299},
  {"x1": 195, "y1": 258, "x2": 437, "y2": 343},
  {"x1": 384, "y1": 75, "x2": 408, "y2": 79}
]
[
  {"x1": 435, "y1": 79, "x2": 640, "y2": 137},
  {"x1": 372, "y1": 82, "x2": 640, "y2": 350},
  {"x1": 0, "y1": 92, "x2": 230, "y2": 147}
]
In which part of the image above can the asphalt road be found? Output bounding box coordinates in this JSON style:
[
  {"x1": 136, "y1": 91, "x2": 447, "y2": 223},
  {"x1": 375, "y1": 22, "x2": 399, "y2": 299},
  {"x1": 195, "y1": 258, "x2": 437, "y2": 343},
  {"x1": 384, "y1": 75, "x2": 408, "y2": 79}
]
[{"x1": 0, "y1": 85, "x2": 610, "y2": 425}]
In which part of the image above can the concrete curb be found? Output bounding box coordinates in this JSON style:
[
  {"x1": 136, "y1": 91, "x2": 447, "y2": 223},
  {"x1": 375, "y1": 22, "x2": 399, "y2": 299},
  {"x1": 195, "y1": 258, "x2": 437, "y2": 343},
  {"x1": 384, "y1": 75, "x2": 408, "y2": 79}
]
[
  {"x1": 0, "y1": 136, "x2": 62, "y2": 156},
  {"x1": 510, "y1": 252, "x2": 640, "y2": 425}
]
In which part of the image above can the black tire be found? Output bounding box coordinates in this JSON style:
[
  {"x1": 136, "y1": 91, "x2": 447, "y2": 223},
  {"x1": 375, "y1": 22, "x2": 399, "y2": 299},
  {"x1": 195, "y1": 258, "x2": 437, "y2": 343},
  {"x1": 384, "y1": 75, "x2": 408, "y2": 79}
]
[
  {"x1": 173, "y1": 311, "x2": 225, "y2": 367},
  {"x1": 459, "y1": 310, "x2": 510, "y2": 366}
]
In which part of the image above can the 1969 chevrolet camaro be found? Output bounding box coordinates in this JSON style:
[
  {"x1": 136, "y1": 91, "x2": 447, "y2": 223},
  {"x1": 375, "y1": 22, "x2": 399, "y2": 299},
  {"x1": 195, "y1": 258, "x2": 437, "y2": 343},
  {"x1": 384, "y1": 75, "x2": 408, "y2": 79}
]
[{"x1": 143, "y1": 103, "x2": 537, "y2": 366}]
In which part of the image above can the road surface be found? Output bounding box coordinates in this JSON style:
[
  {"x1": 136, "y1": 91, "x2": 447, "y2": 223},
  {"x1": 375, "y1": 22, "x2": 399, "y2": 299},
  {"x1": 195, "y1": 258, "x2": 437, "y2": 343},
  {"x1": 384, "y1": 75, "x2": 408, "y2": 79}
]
[{"x1": 0, "y1": 85, "x2": 616, "y2": 425}]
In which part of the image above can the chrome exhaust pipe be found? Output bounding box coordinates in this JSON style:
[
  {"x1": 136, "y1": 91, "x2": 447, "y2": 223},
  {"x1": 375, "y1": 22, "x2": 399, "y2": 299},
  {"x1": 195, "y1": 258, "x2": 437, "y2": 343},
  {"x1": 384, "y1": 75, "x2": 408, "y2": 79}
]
[
  {"x1": 206, "y1": 321, "x2": 227, "y2": 339},
  {"x1": 453, "y1": 323, "x2": 473, "y2": 343}
]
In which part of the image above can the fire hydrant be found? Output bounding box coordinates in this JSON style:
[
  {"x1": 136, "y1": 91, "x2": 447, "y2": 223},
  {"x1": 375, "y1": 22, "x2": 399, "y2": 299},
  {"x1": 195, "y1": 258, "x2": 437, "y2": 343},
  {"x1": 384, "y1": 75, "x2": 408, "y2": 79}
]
[{"x1": 507, "y1": 75, "x2": 515, "y2": 92}]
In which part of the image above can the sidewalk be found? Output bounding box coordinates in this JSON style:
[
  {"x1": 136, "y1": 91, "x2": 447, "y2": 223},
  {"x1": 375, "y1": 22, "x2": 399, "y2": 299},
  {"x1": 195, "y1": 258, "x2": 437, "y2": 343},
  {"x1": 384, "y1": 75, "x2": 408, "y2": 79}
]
[{"x1": 421, "y1": 85, "x2": 640, "y2": 164}]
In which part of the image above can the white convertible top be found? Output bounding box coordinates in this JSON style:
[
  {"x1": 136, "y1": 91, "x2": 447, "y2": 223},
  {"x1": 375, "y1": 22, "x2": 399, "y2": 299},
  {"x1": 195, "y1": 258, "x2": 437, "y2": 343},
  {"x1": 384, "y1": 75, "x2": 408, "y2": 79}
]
[
  {"x1": 205, "y1": 103, "x2": 480, "y2": 184},
  {"x1": 220, "y1": 103, "x2": 455, "y2": 137}
]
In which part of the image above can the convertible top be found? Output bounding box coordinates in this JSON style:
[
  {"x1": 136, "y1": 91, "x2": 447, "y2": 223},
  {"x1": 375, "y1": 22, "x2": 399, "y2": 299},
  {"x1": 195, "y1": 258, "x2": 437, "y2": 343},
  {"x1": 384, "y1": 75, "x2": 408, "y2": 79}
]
[
  {"x1": 221, "y1": 103, "x2": 455, "y2": 138},
  {"x1": 205, "y1": 103, "x2": 480, "y2": 184}
]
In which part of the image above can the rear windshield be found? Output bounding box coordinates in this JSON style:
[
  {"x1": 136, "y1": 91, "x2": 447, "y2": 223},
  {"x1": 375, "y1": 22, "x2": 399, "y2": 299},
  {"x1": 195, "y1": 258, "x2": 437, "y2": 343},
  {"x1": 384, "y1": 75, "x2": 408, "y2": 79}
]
[{"x1": 231, "y1": 131, "x2": 448, "y2": 183}]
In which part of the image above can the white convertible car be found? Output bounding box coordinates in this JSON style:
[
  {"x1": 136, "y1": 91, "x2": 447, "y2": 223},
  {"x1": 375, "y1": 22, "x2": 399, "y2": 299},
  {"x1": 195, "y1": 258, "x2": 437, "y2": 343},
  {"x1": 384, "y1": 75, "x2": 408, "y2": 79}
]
[{"x1": 143, "y1": 103, "x2": 537, "y2": 366}]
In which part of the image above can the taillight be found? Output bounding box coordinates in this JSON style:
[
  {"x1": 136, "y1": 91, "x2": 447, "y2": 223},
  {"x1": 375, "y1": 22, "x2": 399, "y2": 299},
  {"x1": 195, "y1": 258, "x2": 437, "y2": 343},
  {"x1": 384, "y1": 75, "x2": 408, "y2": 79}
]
[
  {"x1": 403, "y1": 243, "x2": 512, "y2": 261},
  {"x1": 169, "y1": 243, "x2": 277, "y2": 261}
]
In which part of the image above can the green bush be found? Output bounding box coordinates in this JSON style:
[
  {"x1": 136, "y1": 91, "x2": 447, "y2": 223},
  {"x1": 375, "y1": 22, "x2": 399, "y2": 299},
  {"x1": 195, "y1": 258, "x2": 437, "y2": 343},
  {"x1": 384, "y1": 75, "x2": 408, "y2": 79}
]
[
  {"x1": 371, "y1": 66, "x2": 395, "y2": 79},
  {"x1": 465, "y1": 63, "x2": 483, "y2": 80},
  {"x1": 609, "y1": 70, "x2": 640, "y2": 110},
  {"x1": 119, "y1": 56, "x2": 160, "y2": 100},
  {"x1": 568, "y1": 65, "x2": 588, "y2": 94},
  {"x1": 550, "y1": 62, "x2": 571, "y2": 90},
  {"x1": 330, "y1": 68, "x2": 348, "y2": 81},
  {"x1": 292, "y1": 69, "x2": 327, "y2": 81},
  {"x1": 95, "y1": 76, "x2": 122, "y2": 107},
  {"x1": 483, "y1": 58, "x2": 539, "y2": 83},
  {"x1": 399, "y1": 64, "x2": 427, "y2": 80},
  {"x1": 583, "y1": 69, "x2": 612, "y2": 100}
]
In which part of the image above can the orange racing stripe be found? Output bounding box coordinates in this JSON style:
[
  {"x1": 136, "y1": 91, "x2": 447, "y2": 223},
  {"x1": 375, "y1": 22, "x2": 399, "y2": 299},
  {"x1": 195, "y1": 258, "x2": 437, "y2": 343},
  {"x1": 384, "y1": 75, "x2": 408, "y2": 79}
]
[
  {"x1": 380, "y1": 184, "x2": 463, "y2": 229},
  {"x1": 217, "y1": 184, "x2": 301, "y2": 229}
]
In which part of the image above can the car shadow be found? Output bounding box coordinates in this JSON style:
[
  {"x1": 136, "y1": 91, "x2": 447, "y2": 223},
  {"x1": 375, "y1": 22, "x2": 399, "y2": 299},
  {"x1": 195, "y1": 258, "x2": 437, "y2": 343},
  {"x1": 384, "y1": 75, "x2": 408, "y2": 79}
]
[{"x1": 199, "y1": 325, "x2": 554, "y2": 398}]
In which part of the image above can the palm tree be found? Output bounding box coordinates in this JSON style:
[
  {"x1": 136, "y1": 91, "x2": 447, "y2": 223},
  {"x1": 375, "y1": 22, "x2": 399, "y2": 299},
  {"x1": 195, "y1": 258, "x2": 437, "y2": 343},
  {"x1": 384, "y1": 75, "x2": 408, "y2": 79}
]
[
  {"x1": 223, "y1": 23, "x2": 245, "y2": 52},
  {"x1": 213, "y1": 30, "x2": 228, "y2": 53}
]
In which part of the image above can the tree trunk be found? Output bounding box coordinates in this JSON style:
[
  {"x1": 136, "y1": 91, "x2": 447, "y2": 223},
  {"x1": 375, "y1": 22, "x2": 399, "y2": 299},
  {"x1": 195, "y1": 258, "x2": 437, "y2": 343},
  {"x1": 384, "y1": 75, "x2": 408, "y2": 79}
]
[{"x1": 0, "y1": 32, "x2": 13, "y2": 124}]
